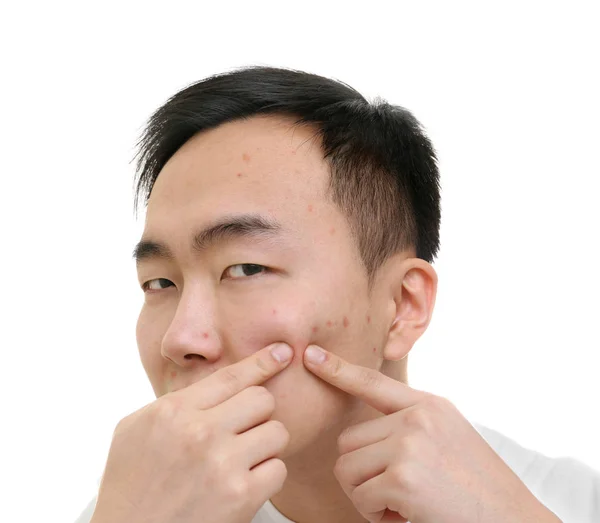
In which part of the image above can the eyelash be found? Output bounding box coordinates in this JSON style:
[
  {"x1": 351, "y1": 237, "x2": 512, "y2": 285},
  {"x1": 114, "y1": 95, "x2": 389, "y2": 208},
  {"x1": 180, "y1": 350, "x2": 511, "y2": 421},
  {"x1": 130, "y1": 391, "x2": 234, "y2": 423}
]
[{"x1": 141, "y1": 264, "x2": 268, "y2": 292}]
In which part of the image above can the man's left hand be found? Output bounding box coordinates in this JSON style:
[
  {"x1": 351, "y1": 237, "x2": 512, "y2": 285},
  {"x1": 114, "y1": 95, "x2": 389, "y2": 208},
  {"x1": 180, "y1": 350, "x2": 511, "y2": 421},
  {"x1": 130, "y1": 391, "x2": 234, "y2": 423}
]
[{"x1": 303, "y1": 345, "x2": 561, "y2": 523}]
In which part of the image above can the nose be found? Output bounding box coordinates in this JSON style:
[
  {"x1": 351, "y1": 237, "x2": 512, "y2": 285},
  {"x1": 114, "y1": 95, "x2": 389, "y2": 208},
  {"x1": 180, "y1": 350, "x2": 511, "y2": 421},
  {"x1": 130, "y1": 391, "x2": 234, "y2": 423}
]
[{"x1": 161, "y1": 286, "x2": 221, "y2": 366}]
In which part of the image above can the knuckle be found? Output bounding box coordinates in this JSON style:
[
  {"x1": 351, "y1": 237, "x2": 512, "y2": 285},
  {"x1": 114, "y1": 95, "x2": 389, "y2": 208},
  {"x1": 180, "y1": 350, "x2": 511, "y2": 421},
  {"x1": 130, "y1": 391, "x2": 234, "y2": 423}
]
[
  {"x1": 425, "y1": 393, "x2": 450, "y2": 410},
  {"x1": 270, "y1": 419, "x2": 290, "y2": 441},
  {"x1": 436, "y1": 395, "x2": 456, "y2": 413},
  {"x1": 263, "y1": 394, "x2": 277, "y2": 412},
  {"x1": 337, "y1": 426, "x2": 352, "y2": 451},
  {"x1": 140, "y1": 398, "x2": 183, "y2": 436},
  {"x1": 207, "y1": 447, "x2": 236, "y2": 472},
  {"x1": 155, "y1": 396, "x2": 183, "y2": 421},
  {"x1": 191, "y1": 421, "x2": 213, "y2": 444},
  {"x1": 388, "y1": 462, "x2": 414, "y2": 491},
  {"x1": 271, "y1": 458, "x2": 288, "y2": 479},
  {"x1": 250, "y1": 385, "x2": 275, "y2": 408},
  {"x1": 331, "y1": 357, "x2": 344, "y2": 378},
  {"x1": 225, "y1": 474, "x2": 251, "y2": 500},
  {"x1": 350, "y1": 484, "x2": 371, "y2": 509},
  {"x1": 399, "y1": 434, "x2": 421, "y2": 459},
  {"x1": 265, "y1": 459, "x2": 288, "y2": 494},
  {"x1": 253, "y1": 353, "x2": 274, "y2": 379},
  {"x1": 181, "y1": 421, "x2": 214, "y2": 455},
  {"x1": 249, "y1": 384, "x2": 270, "y2": 398},
  {"x1": 350, "y1": 488, "x2": 364, "y2": 509},
  {"x1": 333, "y1": 455, "x2": 348, "y2": 479},
  {"x1": 406, "y1": 407, "x2": 433, "y2": 431}
]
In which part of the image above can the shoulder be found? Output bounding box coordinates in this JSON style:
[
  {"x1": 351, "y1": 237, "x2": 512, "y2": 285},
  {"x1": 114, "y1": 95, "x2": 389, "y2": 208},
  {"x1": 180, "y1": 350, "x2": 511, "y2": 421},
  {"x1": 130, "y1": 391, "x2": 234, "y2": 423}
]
[
  {"x1": 473, "y1": 422, "x2": 600, "y2": 522},
  {"x1": 73, "y1": 495, "x2": 96, "y2": 523}
]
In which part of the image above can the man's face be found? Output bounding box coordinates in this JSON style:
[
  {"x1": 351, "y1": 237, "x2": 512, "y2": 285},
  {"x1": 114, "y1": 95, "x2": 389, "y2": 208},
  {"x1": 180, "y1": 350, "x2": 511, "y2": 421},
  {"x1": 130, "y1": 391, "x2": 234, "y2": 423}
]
[{"x1": 135, "y1": 115, "x2": 394, "y2": 457}]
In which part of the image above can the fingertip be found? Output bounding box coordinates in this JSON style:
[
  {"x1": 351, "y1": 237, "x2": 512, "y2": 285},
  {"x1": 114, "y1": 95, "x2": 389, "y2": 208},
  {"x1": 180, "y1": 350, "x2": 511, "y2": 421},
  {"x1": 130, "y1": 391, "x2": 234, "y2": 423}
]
[
  {"x1": 304, "y1": 345, "x2": 327, "y2": 365},
  {"x1": 270, "y1": 343, "x2": 294, "y2": 364}
]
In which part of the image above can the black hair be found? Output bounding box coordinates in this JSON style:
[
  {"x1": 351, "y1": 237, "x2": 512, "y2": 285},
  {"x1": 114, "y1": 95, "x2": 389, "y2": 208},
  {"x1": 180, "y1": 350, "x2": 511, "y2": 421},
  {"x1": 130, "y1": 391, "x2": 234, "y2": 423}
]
[{"x1": 133, "y1": 65, "x2": 441, "y2": 280}]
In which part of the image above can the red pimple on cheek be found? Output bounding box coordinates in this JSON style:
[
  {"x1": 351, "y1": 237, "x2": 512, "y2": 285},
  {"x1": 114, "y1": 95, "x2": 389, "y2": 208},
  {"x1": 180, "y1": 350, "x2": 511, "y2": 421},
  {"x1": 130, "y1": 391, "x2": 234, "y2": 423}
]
[
  {"x1": 170, "y1": 370, "x2": 177, "y2": 378},
  {"x1": 329, "y1": 227, "x2": 336, "y2": 235},
  {"x1": 242, "y1": 152, "x2": 251, "y2": 162},
  {"x1": 312, "y1": 326, "x2": 319, "y2": 333},
  {"x1": 236, "y1": 172, "x2": 243, "y2": 178},
  {"x1": 307, "y1": 204, "x2": 313, "y2": 212},
  {"x1": 272, "y1": 309, "x2": 277, "y2": 315},
  {"x1": 373, "y1": 347, "x2": 377, "y2": 353},
  {"x1": 343, "y1": 316, "x2": 349, "y2": 328},
  {"x1": 202, "y1": 332, "x2": 209, "y2": 339},
  {"x1": 367, "y1": 315, "x2": 371, "y2": 324},
  {"x1": 326, "y1": 320, "x2": 333, "y2": 327}
]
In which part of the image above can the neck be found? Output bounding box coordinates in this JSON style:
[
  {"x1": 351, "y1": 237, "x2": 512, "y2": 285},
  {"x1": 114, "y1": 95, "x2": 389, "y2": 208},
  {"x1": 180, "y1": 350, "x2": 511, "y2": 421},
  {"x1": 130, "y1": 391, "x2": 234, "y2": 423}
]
[{"x1": 270, "y1": 401, "x2": 378, "y2": 523}]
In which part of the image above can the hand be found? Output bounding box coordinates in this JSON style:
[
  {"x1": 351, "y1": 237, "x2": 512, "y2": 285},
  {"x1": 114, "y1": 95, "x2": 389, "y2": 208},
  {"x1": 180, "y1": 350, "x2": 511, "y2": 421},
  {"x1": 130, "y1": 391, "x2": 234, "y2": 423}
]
[
  {"x1": 91, "y1": 343, "x2": 294, "y2": 523},
  {"x1": 303, "y1": 345, "x2": 559, "y2": 523}
]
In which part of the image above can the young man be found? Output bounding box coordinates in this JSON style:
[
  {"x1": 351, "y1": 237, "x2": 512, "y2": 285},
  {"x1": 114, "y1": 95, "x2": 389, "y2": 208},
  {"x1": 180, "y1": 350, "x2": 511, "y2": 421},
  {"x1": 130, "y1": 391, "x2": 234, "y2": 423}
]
[{"x1": 75, "y1": 66, "x2": 598, "y2": 523}]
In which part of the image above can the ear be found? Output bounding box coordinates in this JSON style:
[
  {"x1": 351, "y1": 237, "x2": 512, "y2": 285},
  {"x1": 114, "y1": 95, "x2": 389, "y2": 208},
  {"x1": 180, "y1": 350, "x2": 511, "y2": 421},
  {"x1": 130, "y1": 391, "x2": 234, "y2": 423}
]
[{"x1": 382, "y1": 258, "x2": 438, "y2": 361}]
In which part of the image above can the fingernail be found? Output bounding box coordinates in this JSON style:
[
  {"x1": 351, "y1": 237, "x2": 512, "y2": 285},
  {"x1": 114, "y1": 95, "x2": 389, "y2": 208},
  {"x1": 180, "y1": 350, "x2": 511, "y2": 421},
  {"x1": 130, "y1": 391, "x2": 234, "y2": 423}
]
[
  {"x1": 270, "y1": 343, "x2": 293, "y2": 363},
  {"x1": 305, "y1": 346, "x2": 326, "y2": 364}
]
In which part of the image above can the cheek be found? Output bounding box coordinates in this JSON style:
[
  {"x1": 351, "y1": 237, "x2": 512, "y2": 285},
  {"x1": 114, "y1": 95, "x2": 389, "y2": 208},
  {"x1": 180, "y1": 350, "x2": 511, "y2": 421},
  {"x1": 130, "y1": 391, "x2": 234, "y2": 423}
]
[
  {"x1": 136, "y1": 310, "x2": 152, "y2": 361},
  {"x1": 218, "y1": 283, "x2": 369, "y2": 366},
  {"x1": 136, "y1": 307, "x2": 169, "y2": 374},
  {"x1": 220, "y1": 294, "x2": 323, "y2": 361}
]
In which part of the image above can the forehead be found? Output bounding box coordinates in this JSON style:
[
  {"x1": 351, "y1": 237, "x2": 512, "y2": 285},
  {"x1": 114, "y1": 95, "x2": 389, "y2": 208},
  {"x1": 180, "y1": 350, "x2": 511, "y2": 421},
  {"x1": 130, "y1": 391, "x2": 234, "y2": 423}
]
[{"x1": 145, "y1": 115, "x2": 330, "y2": 225}]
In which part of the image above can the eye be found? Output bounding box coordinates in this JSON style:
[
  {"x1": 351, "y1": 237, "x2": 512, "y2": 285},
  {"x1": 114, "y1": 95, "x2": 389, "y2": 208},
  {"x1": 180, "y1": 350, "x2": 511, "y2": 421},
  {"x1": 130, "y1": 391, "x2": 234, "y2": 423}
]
[
  {"x1": 222, "y1": 264, "x2": 267, "y2": 280},
  {"x1": 141, "y1": 278, "x2": 174, "y2": 292}
]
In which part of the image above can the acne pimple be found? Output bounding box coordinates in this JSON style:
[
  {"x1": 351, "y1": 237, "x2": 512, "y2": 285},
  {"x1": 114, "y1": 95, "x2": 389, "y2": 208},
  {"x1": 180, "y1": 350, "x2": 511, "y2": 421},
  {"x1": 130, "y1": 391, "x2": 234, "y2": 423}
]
[
  {"x1": 329, "y1": 227, "x2": 336, "y2": 235},
  {"x1": 307, "y1": 204, "x2": 313, "y2": 212},
  {"x1": 373, "y1": 347, "x2": 377, "y2": 353},
  {"x1": 202, "y1": 332, "x2": 209, "y2": 339},
  {"x1": 326, "y1": 320, "x2": 333, "y2": 327},
  {"x1": 367, "y1": 315, "x2": 371, "y2": 324},
  {"x1": 170, "y1": 370, "x2": 177, "y2": 378},
  {"x1": 343, "y1": 316, "x2": 349, "y2": 328},
  {"x1": 242, "y1": 152, "x2": 251, "y2": 162},
  {"x1": 236, "y1": 172, "x2": 243, "y2": 178},
  {"x1": 312, "y1": 326, "x2": 319, "y2": 333},
  {"x1": 272, "y1": 309, "x2": 277, "y2": 315}
]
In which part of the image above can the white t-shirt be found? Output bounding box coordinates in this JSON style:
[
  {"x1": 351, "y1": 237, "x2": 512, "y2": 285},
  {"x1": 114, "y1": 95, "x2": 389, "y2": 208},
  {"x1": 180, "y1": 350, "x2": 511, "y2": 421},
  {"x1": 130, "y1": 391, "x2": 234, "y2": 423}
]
[{"x1": 74, "y1": 422, "x2": 600, "y2": 523}]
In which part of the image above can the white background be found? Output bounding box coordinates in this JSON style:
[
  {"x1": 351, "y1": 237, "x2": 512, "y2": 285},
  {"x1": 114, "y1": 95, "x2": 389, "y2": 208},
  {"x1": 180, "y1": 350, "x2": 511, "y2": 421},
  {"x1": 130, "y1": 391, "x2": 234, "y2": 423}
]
[{"x1": 1, "y1": 2, "x2": 598, "y2": 522}]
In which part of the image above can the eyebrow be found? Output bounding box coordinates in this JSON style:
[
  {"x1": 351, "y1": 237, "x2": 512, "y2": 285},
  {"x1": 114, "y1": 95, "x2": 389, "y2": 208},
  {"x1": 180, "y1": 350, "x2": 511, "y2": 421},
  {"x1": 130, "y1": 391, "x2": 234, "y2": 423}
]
[{"x1": 132, "y1": 214, "x2": 283, "y2": 266}]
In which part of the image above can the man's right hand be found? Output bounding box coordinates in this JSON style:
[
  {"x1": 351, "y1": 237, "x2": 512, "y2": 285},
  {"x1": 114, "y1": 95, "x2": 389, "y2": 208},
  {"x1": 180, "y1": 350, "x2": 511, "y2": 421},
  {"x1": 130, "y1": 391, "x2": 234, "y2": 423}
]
[{"x1": 91, "y1": 342, "x2": 294, "y2": 523}]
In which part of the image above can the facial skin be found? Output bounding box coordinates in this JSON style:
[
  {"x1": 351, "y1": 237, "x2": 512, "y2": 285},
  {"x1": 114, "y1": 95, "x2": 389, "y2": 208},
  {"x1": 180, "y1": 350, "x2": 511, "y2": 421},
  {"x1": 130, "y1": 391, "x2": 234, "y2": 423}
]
[{"x1": 135, "y1": 114, "x2": 437, "y2": 523}]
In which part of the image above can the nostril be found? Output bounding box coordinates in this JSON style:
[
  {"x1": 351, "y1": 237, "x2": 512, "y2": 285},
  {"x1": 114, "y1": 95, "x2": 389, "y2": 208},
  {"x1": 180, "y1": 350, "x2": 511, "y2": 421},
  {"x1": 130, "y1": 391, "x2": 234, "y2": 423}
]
[{"x1": 184, "y1": 354, "x2": 205, "y2": 360}]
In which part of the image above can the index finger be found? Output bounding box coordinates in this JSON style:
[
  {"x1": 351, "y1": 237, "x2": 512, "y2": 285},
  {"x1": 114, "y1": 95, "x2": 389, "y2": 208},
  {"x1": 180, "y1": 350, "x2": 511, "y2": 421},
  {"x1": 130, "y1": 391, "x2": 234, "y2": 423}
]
[
  {"x1": 304, "y1": 345, "x2": 424, "y2": 414},
  {"x1": 190, "y1": 342, "x2": 294, "y2": 409}
]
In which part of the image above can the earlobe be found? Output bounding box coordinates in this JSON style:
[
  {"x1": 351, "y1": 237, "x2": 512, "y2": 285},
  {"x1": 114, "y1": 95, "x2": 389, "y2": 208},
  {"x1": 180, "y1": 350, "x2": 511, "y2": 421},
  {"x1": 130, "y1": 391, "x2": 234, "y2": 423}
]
[
  {"x1": 381, "y1": 259, "x2": 438, "y2": 362},
  {"x1": 383, "y1": 311, "x2": 418, "y2": 361}
]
